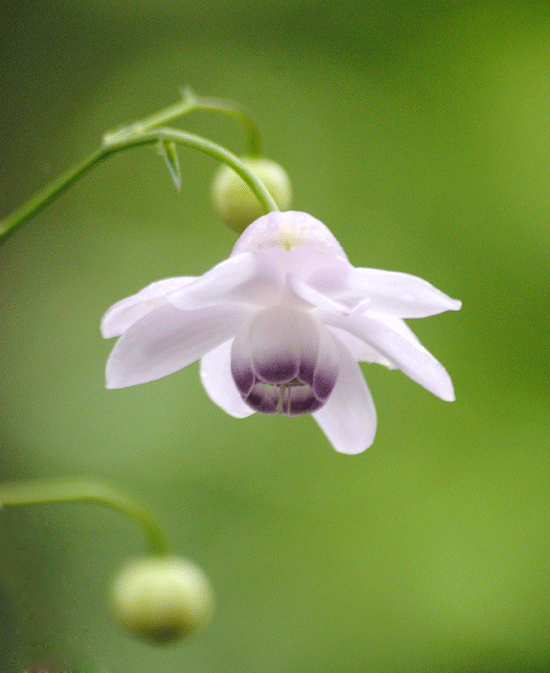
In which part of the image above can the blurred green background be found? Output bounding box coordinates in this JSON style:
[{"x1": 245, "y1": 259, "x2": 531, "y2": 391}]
[{"x1": 1, "y1": 0, "x2": 550, "y2": 671}]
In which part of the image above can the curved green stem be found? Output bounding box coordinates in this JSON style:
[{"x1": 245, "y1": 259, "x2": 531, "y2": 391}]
[
  {"x1": 105, "y1": 86, "x2": 262, "y2": 157},
  {"x1": 0, "y1": 146, "x2": 106, "y2": 244},
  {"x1": 0, "y1": 476, "x2": 168, "y2": 556},
  {"x1": 0, "y1": 127, "x2": 278, "y2": 245},
  {"x1": 190, "y1": 91, "x2": 263, "y2": 157}
]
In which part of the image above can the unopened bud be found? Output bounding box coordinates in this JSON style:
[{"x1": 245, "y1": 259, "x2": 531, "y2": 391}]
[
  {"x1": 212, "y1": 157, "x2": 292, "y2": 233},
  {"x1": 110, "y1": 556, "x2": 214, "y2": 644}
]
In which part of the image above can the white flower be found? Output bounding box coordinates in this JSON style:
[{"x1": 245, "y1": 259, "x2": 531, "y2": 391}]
[{"x1": 102, "y1": 211, "x2": 461, "y2": 454}]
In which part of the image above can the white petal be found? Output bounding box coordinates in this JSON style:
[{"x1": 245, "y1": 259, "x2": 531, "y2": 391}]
[
  {"x1": 310, "y1": 266, "x2": 461, "y2": 318},
  {"x1": 312, "y1": 323, "x2": 340, "y2": 401},
  {"x1": 376, "y1": 314, "x2": 422, "y2": 345},
  {"x1": 286, "y1": 273, "x2": 350, "y2": 313},
  {"x1": 313, "y1": 337, "x2": 377, "y2": 454},
  {"x1": 106, "y1": 303, "x2": 253, "y2": 388},
  {"x1": 168, "y1": 252, "x2": 280, "y2": 310},
  {"x1": 200, "y1": 340, "x2": 255, "y2": 418},
  {"x1": 326, "y1": 326, "x2": 394, "y2": 368},
  {"x1": 232, "y1": 211, "x2": 348, "y2": 261},
  {"x1": 101, "y1": 277, "x2": 195, "y2": 338},
  {"x1": 286, "y1": 275, "x2": 419, "y2": 369},
  {"x1": 230, "y1": 318, "x2": 255, "y2": 396},
  {"x1": 319, "y1": 310, "x2": 455, "y2": 401}
]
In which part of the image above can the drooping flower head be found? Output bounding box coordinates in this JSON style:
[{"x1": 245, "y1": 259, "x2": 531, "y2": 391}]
[{"x1": 102, "y1": 211, "x2": 461, "y2": 454}]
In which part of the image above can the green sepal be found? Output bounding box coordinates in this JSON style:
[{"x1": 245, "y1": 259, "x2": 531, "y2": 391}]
[{"x1": 158, "y1": 139, "x2": 182, "y2": 191}]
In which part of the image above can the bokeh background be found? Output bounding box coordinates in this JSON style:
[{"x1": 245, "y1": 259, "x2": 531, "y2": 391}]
[{"x1": 1, "y1": 1, "x2": 550, "y2": 671}]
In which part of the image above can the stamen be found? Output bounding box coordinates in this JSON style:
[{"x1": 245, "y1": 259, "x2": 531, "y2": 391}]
[{"x1": 276, "y1": 381, "x2": 303, "y2": 415}]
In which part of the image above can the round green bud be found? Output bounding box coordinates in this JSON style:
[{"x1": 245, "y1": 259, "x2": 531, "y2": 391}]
[
  {"x1": 110, "y1": 556, "x2": 214, "y2": 645},
  {"x1": 212, "y1": 157, "x2": 292, "y2": 233}
]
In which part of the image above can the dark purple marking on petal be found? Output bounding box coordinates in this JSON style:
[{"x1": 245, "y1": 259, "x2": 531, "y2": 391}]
[
  {"x1": 243, "y1": 380, "x2": 329, "y2": 417},
  {"x1": 230, "y1": 318, "x2": 255, "y2": 395},
  {"x1": 231, "y1": 362, "x2": 255, "y2": 396},
  {"x1": 287, "y1": 387, "x2": 325, "y2": 415},
  {"x1": 254, "y1": 357, "x2": 299, "y2": 384},
  {"x1": 230, "y1": 306, "x2": 344, "y2": 416},
  {"x1": 245, "y1": 383, "x2": 281, "y2": 414},
  {"x1": 297, "y1": 355, "x2": 316, "y2": 386},
  {"x1": 313, "y1": 368, "x2": 338, "y2": 401},
  {"x1": 312, "y1": 325, "x2": 340, "y2": 400},
  {"x1": 249, "y1": 306, "x2": 302, "y2": 383},
  {"x1": 295, "y1": 311, "x2": 320, "y2": 385}
]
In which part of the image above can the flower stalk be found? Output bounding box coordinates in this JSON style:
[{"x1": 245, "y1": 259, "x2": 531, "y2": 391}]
[
  {"x1": 103, "y1": 85, "x2": 262, "y2": 156},
  {"x1": 0, "y1": 90, "x2": 273, "y2": 245},
  {"x1": 0, "y1": 476, "x2": 168, "y2": 556}
]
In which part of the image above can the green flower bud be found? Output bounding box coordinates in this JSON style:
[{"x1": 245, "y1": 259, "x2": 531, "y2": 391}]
[
  {"x1": 110, "y1": 556, "x2": 214, "y2": 644},
  {"x1": 212, "y1": 157, "x2": 292, "y2": 233}
]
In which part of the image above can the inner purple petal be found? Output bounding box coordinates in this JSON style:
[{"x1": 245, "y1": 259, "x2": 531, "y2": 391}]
[
  {"x1": 313, "y1": 368, "x2": 338, "y2": 401},
  {"x1": 249, "y1": 306, "x2": 302, "y2": 384},
  {"x1": 297, "y1": 357, "x2": 316, "y2": 386},
  {"x1": 287, "y1": 386, "x2": 325, "y2": 415},
  {"x1": 246, "y1": 383, "x2": 281, "y2": 415},
  {"x1": 231, "y1": 363, "x2": 255, "y2": 396},
  {"x1": 230, "y1": 305, "x2": 342, "y2": 416},
  {"x1": 254, "y1": 356, "x2": 299, "y2": 384},
  {"x1": 243, "y1": 381, "x2": 325, "y2": 416}
]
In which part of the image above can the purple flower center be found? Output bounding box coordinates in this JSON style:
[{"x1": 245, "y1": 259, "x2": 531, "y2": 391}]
[{"x1": 230, "y1": 306, "x2": 339, "y2": 416}]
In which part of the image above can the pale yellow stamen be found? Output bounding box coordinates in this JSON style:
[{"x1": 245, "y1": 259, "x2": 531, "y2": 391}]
[
  {"x1": 276, "y1": 216, "x2": 310, "y2": 251},
  {"x1": 275, "y1": 379, "x2": 305, "y2": 414}
]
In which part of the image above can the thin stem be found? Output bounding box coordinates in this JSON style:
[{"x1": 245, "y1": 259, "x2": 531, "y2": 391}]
[
  {"x1": 136, "y1": 127, "x2": 275, "y2": 207},
  {"x1": 0, "y1": 127, "x2": 278, "y2": 245},
  {"x1": 0, "y1": 476, "x2": 168, "y2": 556},
  {"x1": 191, "y1": 92, "x2": 263, "y2": 157},
  {"x1": 0, "y1": 146, "x2": 105, "y2": 244},
  {"x1": 103, "y1": 86, "x2": 262, "y2": 156}
]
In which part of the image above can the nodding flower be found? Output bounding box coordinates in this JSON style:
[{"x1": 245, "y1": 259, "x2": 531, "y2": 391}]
[{"x1": 102, "y1": 211, "x2": 461, "y2": 454}]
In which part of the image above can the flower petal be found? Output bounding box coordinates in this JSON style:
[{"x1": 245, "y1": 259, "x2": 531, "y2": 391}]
[
  {"x1": 101, "y1": 277, "x2": 195, "y2": 338},
  {"x1": 319, "y1": 310, "x2": 456, "y2": 401},
  {"x1": 231, "y1": 212, "x2": 352, "y2": 283},
  {"x1": 286, "y1": 273, "x2": 350, "y2": 313},
  {"x1": 106, "y1": 303, "x2": 253, "y2": 389},
  {"x1": 250, "y1": 307, "x2": 302, "y2": 384},
  {"x1": 232, "y1": 211, "x2": 348, "y2": 260},
  {"x1": 199, "y1": 339, "x2": 255, "y2": 418},
  {"x1": 311, "y1": 324, "x2": 340, "y2": 401},
  {"x1": 313, "y1": 336, "x2": 377, "y2": 454},
  {"x1": 168, "y1": 252, "x2": 280, "y2": 310},
  {"x1": 243, "y1": 382, "x2": 284, "y2": 415},
  {"x1": 325, "y1": 326, "x2": 394, "y2": 368},
  {"x1": 251, "y1": 307, "x2": 328, "y2": 385},
  {"x1": 283, "y1": 384, "x2": 325, "y2": 415},
  {"x1": 309, "y1": 266, "x2": 462, "y2": 317}
]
